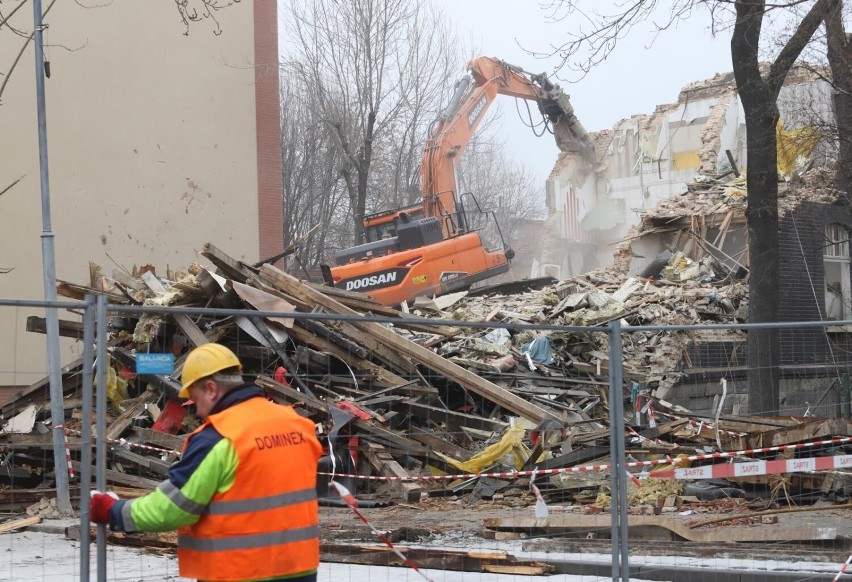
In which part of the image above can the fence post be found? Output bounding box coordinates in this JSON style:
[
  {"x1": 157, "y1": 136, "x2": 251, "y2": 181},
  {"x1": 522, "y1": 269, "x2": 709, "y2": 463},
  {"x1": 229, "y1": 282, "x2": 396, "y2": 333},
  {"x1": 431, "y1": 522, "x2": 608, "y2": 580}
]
[
  {"x1": 607, "y1": 319, "x2": 629, "y2": 582},
  {"x1": 79, "y1": 295, "x2": 95, "y2": 581},
  {"x1": 95, "y1": 295, "x2": 108, "y2": 581},
  {"x1": 32, "y1": 0, "x2": 71, "y2": 517}
]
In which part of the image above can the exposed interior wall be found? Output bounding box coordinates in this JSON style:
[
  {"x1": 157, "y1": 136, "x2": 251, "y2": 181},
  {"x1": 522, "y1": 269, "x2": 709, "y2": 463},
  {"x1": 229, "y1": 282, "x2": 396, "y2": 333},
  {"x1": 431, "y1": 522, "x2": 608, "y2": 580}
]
[
  {"x1": 0, "y1": 3, "x2": 267, "y2": 386},
  {"x1": 544, "y1": 70, "x2": 832, "y2": 278}
]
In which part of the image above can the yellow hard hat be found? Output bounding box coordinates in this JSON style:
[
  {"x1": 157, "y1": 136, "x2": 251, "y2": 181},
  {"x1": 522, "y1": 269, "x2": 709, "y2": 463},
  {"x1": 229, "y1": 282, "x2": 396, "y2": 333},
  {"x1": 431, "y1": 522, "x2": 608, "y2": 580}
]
[{"x1": 178, "y1": 343, "x2": 242, "y2": 398}]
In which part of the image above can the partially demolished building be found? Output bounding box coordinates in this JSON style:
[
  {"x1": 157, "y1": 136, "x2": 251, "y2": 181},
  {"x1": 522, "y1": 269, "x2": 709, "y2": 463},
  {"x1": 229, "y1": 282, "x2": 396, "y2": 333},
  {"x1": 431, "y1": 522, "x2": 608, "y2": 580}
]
[
  {"x1": 529, "y1": 66, "x2": 851, "y2": 415},
  {"x1": 539, "y1": 66, "x2": 834, "y2": 278}
]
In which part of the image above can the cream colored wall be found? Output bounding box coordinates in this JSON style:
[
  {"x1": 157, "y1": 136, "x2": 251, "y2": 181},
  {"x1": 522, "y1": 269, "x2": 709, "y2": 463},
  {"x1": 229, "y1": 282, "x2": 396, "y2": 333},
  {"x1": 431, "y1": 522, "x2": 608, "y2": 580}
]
[{"x1": 0, "y1": 3, "x2": 260, "y2": 385}]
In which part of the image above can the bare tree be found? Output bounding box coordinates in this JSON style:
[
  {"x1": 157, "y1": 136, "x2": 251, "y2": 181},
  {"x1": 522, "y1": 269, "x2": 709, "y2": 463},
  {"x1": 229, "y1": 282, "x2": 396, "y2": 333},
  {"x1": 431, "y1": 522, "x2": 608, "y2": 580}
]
[
  {"x1": 544, "y1": 0, "x2": 837, "y2": 414},
  {"x1": 824, "y1": 1, "x2": 852, "y2": 194},
  {"x1": 280, "y1": 64, "x2": 350, "y2": 272},
  {"x1": 457, "y1": 134, "x2": 547, "y2": 249},
  {"x1": 282, "y1": 0, "x2": 463, "y2": 245}
]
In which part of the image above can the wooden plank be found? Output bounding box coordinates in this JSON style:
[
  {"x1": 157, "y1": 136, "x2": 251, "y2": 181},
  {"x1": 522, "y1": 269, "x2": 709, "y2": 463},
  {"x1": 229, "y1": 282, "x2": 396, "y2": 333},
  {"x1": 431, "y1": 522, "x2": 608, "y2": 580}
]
[
  {"x1": 140, "y1": 271, "x2": 167, "y2": 295},
  {"x1": 25, "y1": 316, "x2": 85, "y2": 339},
  {"x1": 232, "y1": 281, "x2": 296, "y2": 328},
  {"x1": 201, "y1": 242, "x2": 257, "y2": 283},
  {"x1": 112, "y1": 448, "x2": 172, "y2": 478},
  {"x1": 531, "y1": 445, "x2": 610, "y2": 471},
  {"x1": 132, "y1": 427, "x2": 186, "y2": 453},
  {"x1": 352, "y1": 420, "x2": 430, "y2": 455},
  {"x1": 256, "y1": 375, "x2": 328, "y2": 414},
  {"x1": 712, "y1": 209, "x2": 734, "y2": 248},
  {"x1": 403, "y1": 401, "x2": 508, "y2": 433},
  {"x1": 482, "y1": 564, "x2": 553, "y2": 575},
  {"x1": 56, "y1": 279, "x2": 125, "y2": 301},
  {"x1": 745, "y1": 418, "x2": 852, "y2": 450},
  {"x1": 0, "y1": 516, "x2": 42, "y2": 533},
  {"x1": 636, "y1": 419, "x2": 689, "y2": 441},
  {"x1": 305, "y1": 280, "x2": 482, "y2": 340},
  {"x1": 295, "y1": 316, "x2": 370, "y2": 358},
  {"x1": 362, "y1": 441, "x2": 419, "y2": 497},
  {"x1": 171, "y1": 313, "x2": 211, "y2": 347},
  {"x1": 251, "y1": 276, "x2": 418, "y2": 374},
  {"x1": 260, "y1": 265, "x2": 560, "y2": 424},
  {"x1": 407, "y1": 425, "x2": 468, "y2": 461},
  {"x1": 286, "y1": 322, "x2": 412, "y2": 388},
  {"x1": 112, "y1": 269, "x2": 146, "y2": 291},
  {"x1": 697, "y1": 214, "x2": 707, "y2": 260},
  {"x1": 482, "y1": 514, "x2": 839, "y2": 543},
  {"x1": 320, "y1": 543, "x2": 554, "y2": 574},
  {"x1": 106, "y1": 391, "x2": 158, "y2": 442},
  {"x1": 319, "y1": 320, "x2": 419, "y2": 374},
  {"x1": 0, "y1": 433, "x2": 79, "y2": 449},
  {"x1": 70, "y1": 460, "x2": 162, "y2": 489},
  {"x1": 1, "y1": 358, "x2": 84, "y2": 418}
]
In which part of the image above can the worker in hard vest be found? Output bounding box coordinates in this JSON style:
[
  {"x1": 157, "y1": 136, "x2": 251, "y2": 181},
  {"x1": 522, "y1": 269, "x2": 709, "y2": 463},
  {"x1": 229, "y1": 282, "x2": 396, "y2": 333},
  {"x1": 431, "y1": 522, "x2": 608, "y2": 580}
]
[{"x1": 89, "y1": 343, "x2": 322, "y2": 582}]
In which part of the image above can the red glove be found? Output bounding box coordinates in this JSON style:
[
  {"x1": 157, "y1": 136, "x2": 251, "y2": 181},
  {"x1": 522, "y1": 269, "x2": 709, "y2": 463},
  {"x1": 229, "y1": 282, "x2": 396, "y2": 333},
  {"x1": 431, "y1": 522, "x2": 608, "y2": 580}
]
[{"x1": 89, "y1": 491, "x2": 118, "y2": 525}]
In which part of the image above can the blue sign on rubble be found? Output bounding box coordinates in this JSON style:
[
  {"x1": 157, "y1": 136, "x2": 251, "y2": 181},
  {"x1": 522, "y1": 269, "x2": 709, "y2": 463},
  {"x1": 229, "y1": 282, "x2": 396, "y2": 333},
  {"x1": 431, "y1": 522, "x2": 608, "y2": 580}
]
[{"x1": 136, "y1": 353, "x2": 175, "y2": 375}]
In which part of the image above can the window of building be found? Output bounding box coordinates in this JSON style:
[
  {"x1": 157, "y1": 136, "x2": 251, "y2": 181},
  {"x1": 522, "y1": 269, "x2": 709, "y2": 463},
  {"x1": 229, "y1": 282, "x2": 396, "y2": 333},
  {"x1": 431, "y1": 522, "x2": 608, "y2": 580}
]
[{"x1": 824, "y1": 223, "x2": 851, "y2": 320}]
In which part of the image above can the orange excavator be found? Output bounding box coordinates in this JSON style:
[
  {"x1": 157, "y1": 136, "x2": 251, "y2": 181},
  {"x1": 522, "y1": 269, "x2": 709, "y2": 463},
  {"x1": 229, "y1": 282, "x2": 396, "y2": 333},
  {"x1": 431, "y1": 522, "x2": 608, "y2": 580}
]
[{"x1": 321, "y1": 56, "x2": 593, "y2": 306}]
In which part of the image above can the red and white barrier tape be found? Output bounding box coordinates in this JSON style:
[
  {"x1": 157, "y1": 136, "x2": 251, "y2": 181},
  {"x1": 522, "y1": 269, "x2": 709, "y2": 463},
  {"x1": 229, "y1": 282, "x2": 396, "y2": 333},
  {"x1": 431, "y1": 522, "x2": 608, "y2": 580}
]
[
  {"x1": 55, "y1": 425, "x2": 74, "y2": 480},
  {"x1": 331, "y1": 481, "x2": 433, "y2": 582},
  {"x1": 61, "y1": 426, "x2": 850, "y2": 485},
  {"x1": 62, "y1": 427, "x2": 178, "y2": 457},
  {"x1": 529, "y1": 468, "x2": 555, "y2": 516},
  {"x1": 316, "y1": 436, "x2": 852, "y2": 482},
  {"x1": 834, "y1": 553, "x2": 852, "y2": 581},
  {"x1": 650, "y1": 453, "x2": 852, "y2": 480}
]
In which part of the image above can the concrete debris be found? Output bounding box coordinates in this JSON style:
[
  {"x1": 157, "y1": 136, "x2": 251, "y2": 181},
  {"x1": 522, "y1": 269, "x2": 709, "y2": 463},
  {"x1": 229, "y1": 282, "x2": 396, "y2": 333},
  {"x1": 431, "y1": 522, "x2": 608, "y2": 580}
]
[{"x1": 25, "y1": 497, "x2": 61, "y2": 520}]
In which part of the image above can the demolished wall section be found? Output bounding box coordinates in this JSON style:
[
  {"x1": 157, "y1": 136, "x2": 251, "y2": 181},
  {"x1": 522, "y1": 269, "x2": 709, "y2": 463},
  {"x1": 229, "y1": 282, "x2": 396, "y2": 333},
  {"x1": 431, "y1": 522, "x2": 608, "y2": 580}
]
[{"x1": 543, "y1": 65, "x2": 834, "y2": 280}]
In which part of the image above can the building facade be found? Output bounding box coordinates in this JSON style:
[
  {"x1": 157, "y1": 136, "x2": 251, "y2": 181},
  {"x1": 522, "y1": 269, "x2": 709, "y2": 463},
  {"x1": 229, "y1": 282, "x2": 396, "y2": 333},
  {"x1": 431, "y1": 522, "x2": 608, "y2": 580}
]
[{"x1": 0, "y1": 2, "x2": 282, "y2": 387}]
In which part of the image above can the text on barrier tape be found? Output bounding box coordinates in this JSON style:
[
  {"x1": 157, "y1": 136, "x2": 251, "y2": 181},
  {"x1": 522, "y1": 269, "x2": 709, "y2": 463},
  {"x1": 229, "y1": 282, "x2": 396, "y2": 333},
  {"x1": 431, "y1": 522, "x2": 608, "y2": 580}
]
[{"x1": 650, "y1": 454, "x2": 852, "y2": 480}]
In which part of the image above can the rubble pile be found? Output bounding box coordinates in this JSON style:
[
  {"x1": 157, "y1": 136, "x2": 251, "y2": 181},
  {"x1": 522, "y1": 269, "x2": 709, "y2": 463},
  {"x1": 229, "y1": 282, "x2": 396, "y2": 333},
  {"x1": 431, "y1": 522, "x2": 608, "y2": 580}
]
[{"x1": 1, "y1": 170, "x2": 851, "y2": 550}]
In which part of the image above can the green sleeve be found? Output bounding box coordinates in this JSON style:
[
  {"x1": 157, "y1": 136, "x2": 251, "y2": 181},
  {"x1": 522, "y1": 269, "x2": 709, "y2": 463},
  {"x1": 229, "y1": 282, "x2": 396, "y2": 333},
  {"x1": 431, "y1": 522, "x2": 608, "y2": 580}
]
[{"x1": 119, "y1": 438, "x2": 238, "y2": 532}]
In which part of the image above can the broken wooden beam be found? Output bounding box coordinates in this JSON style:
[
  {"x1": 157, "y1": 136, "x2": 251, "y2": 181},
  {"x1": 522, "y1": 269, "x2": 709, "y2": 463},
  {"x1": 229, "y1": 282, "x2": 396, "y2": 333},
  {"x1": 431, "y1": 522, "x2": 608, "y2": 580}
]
[{"x1": 259, "y1": 265, "x2": 560, "y2": 424}]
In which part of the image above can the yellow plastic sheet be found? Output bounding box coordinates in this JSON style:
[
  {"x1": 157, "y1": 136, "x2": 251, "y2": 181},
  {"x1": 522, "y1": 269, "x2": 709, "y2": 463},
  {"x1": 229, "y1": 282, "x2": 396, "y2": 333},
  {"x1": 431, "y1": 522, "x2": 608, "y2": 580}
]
[
  {"x1": 777, "y1": 120, "x2": 821, "y2": 178},
  {"x1": 105, "y1": 357, "x2": 129, "y2": 412},
  {"x1": 436, "y1": 425, "x2": 529, "y2": 473}
]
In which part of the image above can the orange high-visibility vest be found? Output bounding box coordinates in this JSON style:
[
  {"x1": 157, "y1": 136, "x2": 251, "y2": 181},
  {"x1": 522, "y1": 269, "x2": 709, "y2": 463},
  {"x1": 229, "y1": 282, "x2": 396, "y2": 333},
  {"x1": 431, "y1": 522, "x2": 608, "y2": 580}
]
[{"x1": 177, "y1": 397, "x2": 322, "y2": 581}]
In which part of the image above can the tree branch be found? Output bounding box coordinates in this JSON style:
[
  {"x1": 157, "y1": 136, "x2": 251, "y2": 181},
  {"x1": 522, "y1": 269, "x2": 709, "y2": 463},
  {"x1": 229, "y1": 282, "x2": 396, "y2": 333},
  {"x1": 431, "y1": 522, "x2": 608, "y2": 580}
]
[
  {"x1": 0, "y1": 0, "x2": 57, "y2": 104},
  {"x1": 0, "y1": 0, "x2": 30, "y2": 33},
  {"x1": 0, "y1": 175, "x2": 24, "y2": 198},
  {"x1": 768, "y1": 0, "x2": 838, "y2": 93}
]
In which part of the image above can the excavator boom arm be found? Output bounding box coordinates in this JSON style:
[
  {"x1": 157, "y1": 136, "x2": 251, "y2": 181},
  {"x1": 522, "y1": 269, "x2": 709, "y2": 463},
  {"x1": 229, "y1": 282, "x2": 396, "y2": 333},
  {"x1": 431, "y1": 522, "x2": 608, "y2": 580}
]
[{"x1": 421, "y1": 56, "x2": 592, "y2": 237}]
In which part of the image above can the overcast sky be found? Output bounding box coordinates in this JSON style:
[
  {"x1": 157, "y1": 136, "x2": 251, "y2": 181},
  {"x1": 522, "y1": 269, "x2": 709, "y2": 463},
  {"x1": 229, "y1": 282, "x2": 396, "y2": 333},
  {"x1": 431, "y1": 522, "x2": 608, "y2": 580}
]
[{"x1": 430, "y1": 0, "x2": 733, "y2": 184}]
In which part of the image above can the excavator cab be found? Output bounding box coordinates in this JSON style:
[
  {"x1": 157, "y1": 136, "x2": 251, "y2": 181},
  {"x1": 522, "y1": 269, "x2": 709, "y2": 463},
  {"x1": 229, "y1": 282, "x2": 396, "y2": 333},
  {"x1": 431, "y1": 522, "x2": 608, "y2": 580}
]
[{"x1": 362, "y1": 203, "x2": 425, "y2": 243}]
